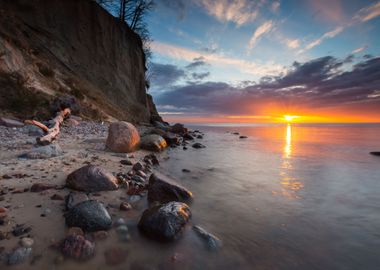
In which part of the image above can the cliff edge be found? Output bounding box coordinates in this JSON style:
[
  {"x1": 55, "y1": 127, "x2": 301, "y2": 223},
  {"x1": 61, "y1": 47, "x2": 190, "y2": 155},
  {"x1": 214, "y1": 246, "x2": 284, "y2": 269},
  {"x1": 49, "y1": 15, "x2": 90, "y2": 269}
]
[{"x1": 0, "y1": 0, "x2": 159, "y2": 123}]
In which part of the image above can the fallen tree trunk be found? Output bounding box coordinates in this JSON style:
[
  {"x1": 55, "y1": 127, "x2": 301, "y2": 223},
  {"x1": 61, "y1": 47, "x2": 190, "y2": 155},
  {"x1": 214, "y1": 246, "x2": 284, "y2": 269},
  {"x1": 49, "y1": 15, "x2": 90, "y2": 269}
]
[{"x1": 25, "y1": 108, "x2": 71, "y2": 145}]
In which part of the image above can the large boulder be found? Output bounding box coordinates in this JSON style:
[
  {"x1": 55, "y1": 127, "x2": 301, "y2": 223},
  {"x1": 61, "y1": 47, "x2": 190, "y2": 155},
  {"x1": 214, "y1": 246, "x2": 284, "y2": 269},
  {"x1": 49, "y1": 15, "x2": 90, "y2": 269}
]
[
  {"x1": 140, "y1": 134, "x2": 167, "y2": 152},
  {"x1": 148, "y1": 173, "x2": 192, "y2": 204},
  {"x1": 138, "y1": 202, "x2": 191, "y2": 241},
  {"x1": 65, "y1": 200, "x2": 112, "y2": 232},
  {"x1": 19, "y1": 144, "x2": 63, "y2": 159},
  {"x1": 106, "y1": 121, "x2": 140, "y2": 153},
  {"x1": 66, "y1": 165, "x2": 118, "y2": 192}
]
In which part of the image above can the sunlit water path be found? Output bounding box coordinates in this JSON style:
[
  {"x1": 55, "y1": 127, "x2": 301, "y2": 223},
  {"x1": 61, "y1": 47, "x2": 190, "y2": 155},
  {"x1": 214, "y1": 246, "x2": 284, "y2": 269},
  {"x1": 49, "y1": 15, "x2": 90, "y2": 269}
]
[{"x1": 155, "y1": 124, "x2": 380, "y2": 270}]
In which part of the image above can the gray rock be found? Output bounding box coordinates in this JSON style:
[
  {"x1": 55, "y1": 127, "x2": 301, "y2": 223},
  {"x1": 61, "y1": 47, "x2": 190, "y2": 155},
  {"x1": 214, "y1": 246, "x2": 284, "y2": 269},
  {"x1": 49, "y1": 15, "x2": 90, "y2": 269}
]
[
  {"x1": 138, "y1": 202, "x2": 191, "y2": 241},
  {"x1": 193, "y1": 225, "x2": 222, "y2": 250},
  {"x1": 192, "y1": 142, "x2": 206, "y2": 149},
  {"x1": 65, "y1": 192, "x2": 89, "y2": 210},
  {"x1": 140, "y1": 134, "x2": 167, "y2": 152},
  {"x1": 24, "y1": 125, "x2": 44, "y2": 136},
  {"x1": 19, "y1": 144, "x2": 63, "y2": 159},
  {"x1": 148, "y1": 173, "x2": 192, "y2": 204},
  {"x1": 0, "y1": 117, "x2": 24, "y2": 128},
  {"x1": 7, "y1": 247, "x2": 32, "y2": 265},
  {"x1": 171, "y1": 123, "x2": 187, "y2": 134},
  {"x1": 66, "y1": 165, "x2": 118, "y2": 192},
  {"x1": 65, "y1": 200, "x2": 112, "y2": 232}
]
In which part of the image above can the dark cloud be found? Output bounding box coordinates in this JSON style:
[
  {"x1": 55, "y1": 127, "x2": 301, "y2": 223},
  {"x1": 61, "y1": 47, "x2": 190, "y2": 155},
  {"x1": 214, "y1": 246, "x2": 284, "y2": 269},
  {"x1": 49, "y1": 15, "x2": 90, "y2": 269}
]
[
  {"x1": 186, "y1": 56, "x2": 208, "y2": 69},
  {"x1": 191, "y1": 72, "x2": 210, "y2": 80},
  {"x1": 154, "y1": 56, "x2": 380, "y2": 115},
  {"x1": 150, "y1": 63, "x2": 185, "y2": 88}
]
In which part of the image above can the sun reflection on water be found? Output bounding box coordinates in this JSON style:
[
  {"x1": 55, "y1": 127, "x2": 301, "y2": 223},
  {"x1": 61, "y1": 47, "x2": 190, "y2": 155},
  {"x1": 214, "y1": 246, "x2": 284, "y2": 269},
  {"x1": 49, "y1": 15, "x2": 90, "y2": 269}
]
[{"x1": 279, "y1": 124, "x2": 304, "y2": 199}]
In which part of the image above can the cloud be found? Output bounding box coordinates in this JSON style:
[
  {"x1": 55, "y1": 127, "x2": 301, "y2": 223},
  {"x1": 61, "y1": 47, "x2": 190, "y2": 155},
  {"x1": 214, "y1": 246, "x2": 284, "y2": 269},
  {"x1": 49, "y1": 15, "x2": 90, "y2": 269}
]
[
  {"x1": 285, "y1": 39, "x2": 300, "y2": 49},
  {"x1": 154, "y1": 56, "x2": 380, "y2": 115},
  {"x1": 352, "y1": 46, "x2": 368, "y2": 54},
  {"x1": 151, "y1": 41, "x2": 286, "y2": 76},
  {"x1": 248, "y1": 21, "x2": 274, "y2": 50},
  {"x1": 191, "y1": 71, "x2": 210, "y2": 80},
  {"x1": 354, "y1": 1, "x2": 380, "y2": 22},
  {"x1": 186, "y1": 56, "x2": 208, "y2": 69},
  {"x1": 271, "y1": 1, "x2": 280, "y2": 13},
  {"x1": 301, "y1": 26, "x2": 344, "y2": 52},
  {"x1": 150, "y1": 63, "x2": 185, "y2": 88},
  {"x1": 157, "y1": 0, "x2": 188, "y2": 20},
  {"x1": 195, "y1": 0, "x2": 260, "y2": 26}
]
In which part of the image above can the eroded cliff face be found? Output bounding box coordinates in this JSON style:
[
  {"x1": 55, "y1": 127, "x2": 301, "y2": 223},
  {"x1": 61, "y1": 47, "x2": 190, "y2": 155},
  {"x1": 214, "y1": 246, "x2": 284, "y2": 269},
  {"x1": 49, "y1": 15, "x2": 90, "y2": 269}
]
[{"x1": 0, "y1": 0, "x2": 157, "y2": 122}]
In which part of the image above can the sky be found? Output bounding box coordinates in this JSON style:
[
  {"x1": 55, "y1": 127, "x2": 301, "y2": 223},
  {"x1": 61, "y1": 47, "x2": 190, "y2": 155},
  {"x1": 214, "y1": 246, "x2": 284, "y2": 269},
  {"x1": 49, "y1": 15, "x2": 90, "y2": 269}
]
[{"x1": 146, "y1": 0, "x2": 380, "y2": 123}]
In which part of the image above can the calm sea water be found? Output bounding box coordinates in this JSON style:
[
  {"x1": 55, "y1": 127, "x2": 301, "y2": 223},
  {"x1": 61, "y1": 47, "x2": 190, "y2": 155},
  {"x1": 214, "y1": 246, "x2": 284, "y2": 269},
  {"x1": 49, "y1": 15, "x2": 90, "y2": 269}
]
[{"x1": 154, "y1": 124, "x2": 380, "y2": 270}]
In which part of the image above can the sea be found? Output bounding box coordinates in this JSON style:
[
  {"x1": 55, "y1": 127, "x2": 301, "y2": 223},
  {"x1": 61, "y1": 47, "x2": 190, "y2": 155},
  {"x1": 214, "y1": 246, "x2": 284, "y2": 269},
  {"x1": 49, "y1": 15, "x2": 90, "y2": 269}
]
[{"x1": 148, "y1": 123, "x2": 380, "y2": 270}]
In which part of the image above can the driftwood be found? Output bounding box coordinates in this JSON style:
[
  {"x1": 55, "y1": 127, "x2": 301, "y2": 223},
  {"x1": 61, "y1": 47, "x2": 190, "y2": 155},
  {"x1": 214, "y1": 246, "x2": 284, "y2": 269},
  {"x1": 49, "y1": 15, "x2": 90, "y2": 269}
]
[{"x1": 25, "y1": 108, "x2": 71, "y2": 145}]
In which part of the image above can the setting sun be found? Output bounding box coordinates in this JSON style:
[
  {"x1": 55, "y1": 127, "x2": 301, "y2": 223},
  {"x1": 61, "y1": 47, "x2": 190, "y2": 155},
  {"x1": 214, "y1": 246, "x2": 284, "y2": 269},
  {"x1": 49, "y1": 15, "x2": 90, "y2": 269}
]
[{"x1": 283, "y1": 115, "x2": 300, "y2": 122}]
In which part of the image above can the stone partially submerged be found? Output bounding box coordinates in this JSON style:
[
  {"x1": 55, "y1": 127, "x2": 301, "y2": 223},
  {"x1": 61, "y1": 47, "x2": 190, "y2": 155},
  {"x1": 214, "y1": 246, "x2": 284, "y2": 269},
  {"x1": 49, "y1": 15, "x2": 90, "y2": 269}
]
[
  {"x1": 193, "y1": 225, "x2": 222, "y2": 251},
  {"x1": 147, "y1": 173, "x2": 192, "y2": 204},
  {"x1": 106, "y1": 121, "x2": 140, "y2": 153},
  {"x1": 138, "y1": 202, "x2": 191, "y2": 241},
  {"x1": 65, "y1": 200, "x2": 112, "y2": 232},
  {"x1": 66, "y1": 165, "x2": 118, "y2": 192}
]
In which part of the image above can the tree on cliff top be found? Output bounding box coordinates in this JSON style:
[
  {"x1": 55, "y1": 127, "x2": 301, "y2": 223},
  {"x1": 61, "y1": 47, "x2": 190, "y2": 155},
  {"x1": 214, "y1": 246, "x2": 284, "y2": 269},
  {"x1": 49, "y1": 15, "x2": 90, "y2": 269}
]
[{"x1": 95, "y1": 0, "x2": 154, "y2": 67}]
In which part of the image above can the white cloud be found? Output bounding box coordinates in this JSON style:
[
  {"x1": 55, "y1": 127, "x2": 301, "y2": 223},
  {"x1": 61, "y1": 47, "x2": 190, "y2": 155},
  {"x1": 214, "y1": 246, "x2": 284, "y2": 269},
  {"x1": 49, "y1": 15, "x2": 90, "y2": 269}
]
[
  {"x1": 351, "y1": 46, "x2": 368, "y2": 54},
  {"x1": 248, "y1": 21, "x2": 274, "y2": 50},
  {"x1": 301, "y1": 26, "x2": 344, "y2": 52},
  {"x1": 285, "y1": 39, "x2": 300, "y2": 49},
  {"x1": 354, "y1": 1, "x2": 380, "y2": 22},
  {"x1": 195, "y1": 0, "x2": 260, "y2": 26},
  {"x1": 271, "y1": 1, "x2": 280, "y2": 13},
  {"x1": 151, "y1": 41, "x2": 286, "y2": 77}
]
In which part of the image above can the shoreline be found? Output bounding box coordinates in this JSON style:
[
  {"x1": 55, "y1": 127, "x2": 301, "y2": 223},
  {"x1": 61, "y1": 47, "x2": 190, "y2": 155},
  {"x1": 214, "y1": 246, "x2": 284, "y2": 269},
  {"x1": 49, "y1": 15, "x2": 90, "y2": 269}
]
[{"x1": 0, "y1": 119, "x2": 205, "y2": 269}]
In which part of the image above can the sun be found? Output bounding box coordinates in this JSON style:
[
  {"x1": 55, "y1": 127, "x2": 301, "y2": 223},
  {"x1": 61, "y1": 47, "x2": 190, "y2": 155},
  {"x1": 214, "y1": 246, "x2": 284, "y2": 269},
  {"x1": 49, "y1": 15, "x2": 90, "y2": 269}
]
[{"x1": 283, "y1": 115, "x2": 300, "y2": 122}]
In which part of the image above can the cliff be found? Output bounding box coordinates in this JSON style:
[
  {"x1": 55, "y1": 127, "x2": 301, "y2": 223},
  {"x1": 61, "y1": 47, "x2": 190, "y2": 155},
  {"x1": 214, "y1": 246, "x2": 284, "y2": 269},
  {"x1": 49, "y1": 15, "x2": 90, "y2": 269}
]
[{"x1": 0, "y1": 0, "x2": 159, "y2": 123}]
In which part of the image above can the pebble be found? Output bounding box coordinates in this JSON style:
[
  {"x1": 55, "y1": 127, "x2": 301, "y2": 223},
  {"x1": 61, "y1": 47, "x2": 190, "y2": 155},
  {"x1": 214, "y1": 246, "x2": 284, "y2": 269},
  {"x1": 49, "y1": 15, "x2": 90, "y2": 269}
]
[
  {"x1": 116, "y1": 225, "x2": 130, "y2": 242},
  {"x1": 12, "y1": 224, "x2": 32, "y2": 237},
  {"x1": 132, "y1": 162, "x2": 144, "y2": 171},
  {"x1": 20, "y1": 237, "x2": 34, "y2": 248},
  {"x1": 61, "y1": 235, "x2": 95, "y2": 261},
  {"x1": 7, "y1": 247, "x2": 32, "y2": 265},
  {"x1": 120, "y1": 159, "x2": 133, "y2": 165},
  {"x1": 119, "y1": 202, "x2": 132, "y2": 211}
]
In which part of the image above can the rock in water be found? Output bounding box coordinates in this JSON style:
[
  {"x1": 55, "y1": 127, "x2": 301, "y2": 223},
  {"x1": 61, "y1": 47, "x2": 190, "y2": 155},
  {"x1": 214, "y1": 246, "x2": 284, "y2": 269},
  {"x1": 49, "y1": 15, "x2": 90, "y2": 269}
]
[
  {"x1": 7, "y1": 247, "x2": 32, "y2": 265},
  {"x1": 370, "y1": 152, "x2": 380, "y2": 156},
  {"x1": 65, "y1": 192, "x2": 89, "y2": 210},
  {"x1": 66, "y1": 165, "x2": 118, "y2": 192},
  {"x1": 192, "y1": 142, "x2": 206, "y2": 149},
  {"x1": 106, "y1": 121, "x2": 140, "y2": 153},
  {"x1": 19, "y1": 144, "x2": 63, "y2": 159},
  {"x1": 138, "y1": 202, "x2": 191, "y2": 241},
  {"x1": 171, "y1": 123, "x2": 188, "y2": 134},
  {"x1": 193, "y1": 225, "x2": 222, "y2": 250},
  {"x1": 65, "y1": 200, "x2": 112, "y2": 232},
  {"x1": 61, "y1": 235, "x2": 95, "y2": 260},
  {"x1": 239, "y1": 136, "x2": 248, "y2": 139},
  {"x1": 140, "y1": 134, "x2": 167, "y2": 152},
  {"x1": 148, "y1": 173, "x2": 192, "y2": 204}
]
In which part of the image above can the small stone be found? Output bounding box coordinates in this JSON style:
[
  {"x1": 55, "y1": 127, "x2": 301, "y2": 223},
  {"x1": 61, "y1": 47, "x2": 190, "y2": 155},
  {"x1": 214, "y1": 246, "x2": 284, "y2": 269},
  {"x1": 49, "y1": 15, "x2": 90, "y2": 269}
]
[
  {"x1": 182, "y1": 169, "x2": 191, "y2": 173},
  {"x1": 239, "y1": 135, "x2": 248, "y2": 139},
  {"x1": 30, "y1": 183, "x2": 56, "y2": 192},
  {"x1": 120, "y1": 159, "x2": 133, "y2": 165},
  {"x1": 192, "y1": 142, "x2": 206, "y2": 149},
  {"x1": 0, "y1": 207, "x2": 8, "y2": 217},
  {"x1": 116, "y1": 225, "x2": 130, "y2": 242},
  {"x1": 132, "y1": 162, "x2": 144, "y2": 171},
  {"x1": 19, "y1": 144, "x2": 63, "y2": 159},
  {"x1": 12, "y1": 225, "x2": 32, "y2": 237},
  {"x1": 7, "y1": 247, "x2": 32, "y2": 265},
  {"x1": 104, "y1": 247, "x2": 128, "y2": 266},
  {"x1": 67, "y1": 227, "x2": 84, "y2": 236},
  {"x1": 61, "y1": 235, "x2": 95, "y2": 261},
  {"x1": 114, "y1": 218, "x2": 126, "y2": 227},
  {"x1": 119, "y1": 202, "x2": 132, "y2": 211},
  {"x1": 20, "y1": 238, "x2": 34, "y2": 248}
]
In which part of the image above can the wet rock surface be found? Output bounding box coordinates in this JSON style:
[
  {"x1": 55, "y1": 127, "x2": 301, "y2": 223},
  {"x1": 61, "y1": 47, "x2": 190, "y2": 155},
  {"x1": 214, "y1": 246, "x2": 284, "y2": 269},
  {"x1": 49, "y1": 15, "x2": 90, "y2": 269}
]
[
  {"x1": 66, "y1": 165, "x2": 118, "y2": 192},
  {"x1": 192, "y1": 142, "x2": 206, "y2": 149},
  {"x1": 106, "y1": 121, "x2": 140, "y2": 153},
  {"x1": 147, "y1": 173, "x2": 193, "y2": 204},
  {"x1": 193, "y1": 225, "x2": 222, "y2": 251},
  {"x1": 65, "y1": 200, "x2": 112, "y2": 232},
  {"x1": 61, "y1": 235, "x2": 95, "y2": 261},
  {"x1": 138, "y1": 202, "x2": 191, "y2": 241},
  {"x1": 140, "y1": 134, "x2": 167, "y2": 152}
]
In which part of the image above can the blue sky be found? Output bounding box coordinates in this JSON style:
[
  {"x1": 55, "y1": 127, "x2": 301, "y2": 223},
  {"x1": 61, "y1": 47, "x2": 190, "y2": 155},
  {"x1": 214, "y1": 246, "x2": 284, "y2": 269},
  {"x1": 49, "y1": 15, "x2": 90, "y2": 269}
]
[{"x1": 146, "y1": 0, "x2": 380, "y2": 122}]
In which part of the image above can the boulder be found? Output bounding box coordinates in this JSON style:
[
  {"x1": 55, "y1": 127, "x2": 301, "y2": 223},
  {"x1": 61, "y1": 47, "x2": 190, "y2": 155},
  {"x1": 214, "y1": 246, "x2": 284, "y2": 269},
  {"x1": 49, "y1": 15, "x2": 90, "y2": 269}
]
[
  {"x1": 140, "y1": 134, "x2": 167, "y2": 152},
  {"x1": 61, "y1": 235, "x2": 95, "y2": 261},
  {"x1": 0, "y1": 117, "x2": 24, "y2": 128},
  {"x1": 147, "y1": 173, "x2": 192, "y2": 204},
  {"x1": 163, "y1": 133, "x2": 180, "y2": 145},
  {"x1": 106, "y1": 121, "x2": 140, "y2": 153},
  {"x1": 19, "y1": 144, "x2": 63, "y2": 159},
  {"x1": 171, "y1": 123, "x2": 187, "y2": 134},
  {"x1": 138, "y1": 202, "x2": 191, "y2": 241},
  {"x1": 66, "y1": 165, "x2": 118, "y2": 192},
  {"x1": 65, "y1": 200, "x2": 112, "y2": 232}
]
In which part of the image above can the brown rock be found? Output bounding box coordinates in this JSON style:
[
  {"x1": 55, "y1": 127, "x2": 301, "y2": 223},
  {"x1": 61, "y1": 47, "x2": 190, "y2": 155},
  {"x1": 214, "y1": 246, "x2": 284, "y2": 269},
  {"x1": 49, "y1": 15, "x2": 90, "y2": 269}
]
[
  {"x1": 67, "y1": 227, "x2": 84, "y2": 236},
  {"x1": 119, "y1": 202, "x2": 132, "y2": 211},
  {"x1": 0, "y1": 207, "x2": 7, "y2": 217},
  {"x1": 148, "y1": 173, "x2": 192, "y2": 204},
  {"x1": 61, "y1": 235, "x2": 95, "y2": 261},
  {"x1": 51, "y1": 194, "x2": 64, "y2": 200},
  {"x1": 140, "y1": 134, "x2": 167, "y2": 152},
  {"x1": 66, "y1": 165, "x2": 118, "y2": 192},
  {"x1": 106, "y1": 122, "x2": 140, "y2": 153}
]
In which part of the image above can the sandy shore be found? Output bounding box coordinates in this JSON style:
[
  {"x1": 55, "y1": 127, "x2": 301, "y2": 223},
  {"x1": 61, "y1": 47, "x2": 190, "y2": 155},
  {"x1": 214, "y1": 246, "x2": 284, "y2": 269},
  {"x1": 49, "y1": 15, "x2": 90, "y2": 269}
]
[{"x1": 0, "y1": 120, "x2": 179, "y2": 269}]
